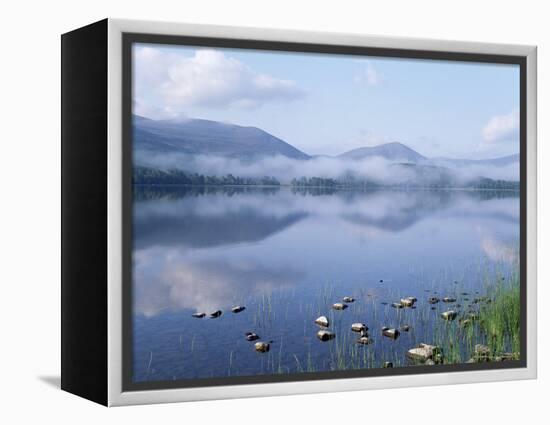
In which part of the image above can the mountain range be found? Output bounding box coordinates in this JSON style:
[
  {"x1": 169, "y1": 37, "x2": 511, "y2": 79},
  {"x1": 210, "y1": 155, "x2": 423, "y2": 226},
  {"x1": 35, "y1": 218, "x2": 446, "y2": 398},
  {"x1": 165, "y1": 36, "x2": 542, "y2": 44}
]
[{"x1": 133, "y1": 115, "x2": 519, "y2": 169}]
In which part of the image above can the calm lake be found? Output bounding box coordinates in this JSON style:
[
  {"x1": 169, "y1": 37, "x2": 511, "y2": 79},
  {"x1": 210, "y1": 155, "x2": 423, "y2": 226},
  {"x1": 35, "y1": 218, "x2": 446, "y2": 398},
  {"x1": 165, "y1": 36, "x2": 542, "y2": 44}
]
[{"x1": 132, "y1": 186, "x2": 519, "y2": 382}]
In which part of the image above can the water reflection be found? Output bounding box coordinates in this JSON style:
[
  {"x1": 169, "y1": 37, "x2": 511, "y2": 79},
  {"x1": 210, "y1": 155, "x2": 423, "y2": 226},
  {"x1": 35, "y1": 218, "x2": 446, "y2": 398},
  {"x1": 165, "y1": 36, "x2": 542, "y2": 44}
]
[
  {"x1": 133, "y1": 186, "x2": 518, "y2": 315},
  {"x1": 132, "y1": 186, "x2": 519, "y2": 381},
  {"x1": 134, "y1": 253, "x2": 305, "y2": 316}
]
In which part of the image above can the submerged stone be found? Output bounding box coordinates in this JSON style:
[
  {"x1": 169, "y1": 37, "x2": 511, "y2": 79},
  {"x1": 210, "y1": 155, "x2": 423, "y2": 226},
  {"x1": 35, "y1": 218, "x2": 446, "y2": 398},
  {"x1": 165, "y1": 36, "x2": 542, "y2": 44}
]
[
  {"x1": 400, "y1": 324, "x2": 410, "y2": 332},
  {"x1": 428, "y1": 296, "x2": 440, "y2": 304},
  {"x1": 192, "y1": 312, "x2": 206, "y2": 318},
  {"x1": 497, "y1": 353, "x2": 517, "y2": 362},
  {"x1": 245, "y1": 332, "x2": 260, "y2": 341},
  {"x1": 470, "y1": 344, "x2": 491, "y2": 362},
  {"x1": 381, "y1": 327, "x2": 400, "y2": 339},
  {"x1": 442, "y1": 297, "x2": 457, "y2": 303},
  {"x1": 210, "y1": 310, "x2": 222, "y2": 318},
  {"x1": 342, "y1": 296, "x2": 355, "y2": 303},
  {"x1": 475, "y1": 344, "x2": 491, "y2": 356},
  {"x1": 315, "y1": 315, "x2": 330, "y2": 328},
  {"x1": 356, "y1": 336, "x2": 372, "y2": 345},
  {"x1": 383, "y1": 361, "x2": 393, "y2": 368},
  {"x1": 459, "y1": 318, "x2": 472, "y2": 327},
  {"x1": 351, "y1": 323, "x2": 368, "y2": 333},
  {"x1": 254, "y1": 341, "x2": 270, "y2": 352},
  {"x1": 317, "y1": 330, "x2": 336, "y2": 341},
  {"x1": 400, "y1": 297, "x2": 416, "y2": 307},
  {"x1": 332, "y1": 303, "x2": 348, "y2": 311},
  {"x1": 231, "y1": 306, "x2": 246, "y2": 313},
  {"x1": 391, "y1": 302, "x2": 404, "y2": 309},
  {"x1": 440, "y1": 310, "x2": 458, "y2": 321}
]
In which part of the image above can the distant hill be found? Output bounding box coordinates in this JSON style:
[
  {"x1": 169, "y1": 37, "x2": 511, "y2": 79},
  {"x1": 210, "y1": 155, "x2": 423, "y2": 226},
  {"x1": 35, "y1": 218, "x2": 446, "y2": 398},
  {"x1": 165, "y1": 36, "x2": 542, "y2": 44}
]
[
  {"x1": 133, "y1": 115, "x2": 310, "y2": 160},
  {"x1": 339, "y1": 142, "x2": 519, "y2": 170},
  {"x1": 338, "y1": 142, "x2": 427, "y2": 162}
]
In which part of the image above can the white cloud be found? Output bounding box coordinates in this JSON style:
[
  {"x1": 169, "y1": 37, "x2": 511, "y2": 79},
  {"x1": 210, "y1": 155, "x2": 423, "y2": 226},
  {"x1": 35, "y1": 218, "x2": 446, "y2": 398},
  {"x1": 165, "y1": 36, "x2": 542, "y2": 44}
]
[
  {"x1": 134, "y1": 47, "x2": 304, "y2": 118},
  {"x1": 354, "y1": 61, "x2": 383, "y2": 86},
  {"x1": 482, "y1": 109, "x2": 519, "y2": 144}
]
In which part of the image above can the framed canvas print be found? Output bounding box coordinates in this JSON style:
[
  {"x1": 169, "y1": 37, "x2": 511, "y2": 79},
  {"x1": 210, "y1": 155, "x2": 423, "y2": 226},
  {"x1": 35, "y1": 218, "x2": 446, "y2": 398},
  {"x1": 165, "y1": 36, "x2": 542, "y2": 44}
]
[{"x1": 61, "y1": 19, "x2": 537, "y2": 406}]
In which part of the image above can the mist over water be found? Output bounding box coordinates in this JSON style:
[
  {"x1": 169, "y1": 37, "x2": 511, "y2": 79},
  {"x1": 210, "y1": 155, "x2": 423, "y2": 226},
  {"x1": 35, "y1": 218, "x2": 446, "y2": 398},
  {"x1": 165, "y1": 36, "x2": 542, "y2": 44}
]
[{"x1": 134, "y1": 150, "x2": 519, "y2": 185}]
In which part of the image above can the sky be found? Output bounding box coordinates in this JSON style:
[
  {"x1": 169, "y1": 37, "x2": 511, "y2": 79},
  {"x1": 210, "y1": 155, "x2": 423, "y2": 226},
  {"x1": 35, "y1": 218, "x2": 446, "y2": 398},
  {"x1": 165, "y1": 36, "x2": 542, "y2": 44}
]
[{"x1": 133, "y1": 43, "x2": 520, "y2": 160}]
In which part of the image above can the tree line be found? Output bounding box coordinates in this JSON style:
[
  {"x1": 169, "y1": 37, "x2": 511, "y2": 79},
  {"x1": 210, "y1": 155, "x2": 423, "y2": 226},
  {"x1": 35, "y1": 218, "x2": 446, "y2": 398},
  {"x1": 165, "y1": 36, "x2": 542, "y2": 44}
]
[
  {"x1": 133, "y1": 166, "x2": 280, "y2": 186},
  {"x1": 134, "y1": 166, "x2": 519, "y2": 190}
]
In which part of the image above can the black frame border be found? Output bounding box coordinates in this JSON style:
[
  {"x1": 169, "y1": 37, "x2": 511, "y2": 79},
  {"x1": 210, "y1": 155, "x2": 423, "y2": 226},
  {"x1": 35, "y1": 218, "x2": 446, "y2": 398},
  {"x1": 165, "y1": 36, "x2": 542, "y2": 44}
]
[{"x1": 122, "y1": 32, "x2": 528, "y2": 392}]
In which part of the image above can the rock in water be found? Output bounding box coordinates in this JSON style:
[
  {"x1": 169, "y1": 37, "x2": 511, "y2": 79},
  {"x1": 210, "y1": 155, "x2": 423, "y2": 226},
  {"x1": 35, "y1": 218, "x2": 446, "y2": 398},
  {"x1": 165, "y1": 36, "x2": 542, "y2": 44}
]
[
  {"x1": 245, "y1": 332, "x2": 260, "y2": 341},
  {"x1": 254, "y1": 342, "x2": 270, "y2": 352},
  {"x1": 407, "y1": 343, "x2": 441, "y2": 363},
  {"x1": 400, "y1": 297, "x2": 416, "y2": 307},
  {"x1": 317, "y1": 330, "x2": 336, "y2": 341},
  {"x1": 351, "y1": 323, "x2": 368, "y2": 333},
  {"x1": 391, "y1": 302, "x2": 404, "y2": 309},
  {"x1": 210, "y1": 310, "x2": 222, "y2": 318},
  {"x1": 381, "y1": 327, "x2": 400, "y2": 340},
  {"x1": 442, "y1": 297, "x2": 457, "y2": 303},
  {"x1": 473, "y1": 344, "x2": 491, "y2": 362},
  {"x1": 192, "y1": 312, "x2": 206, "y2": 318},
  {"x1": 332, "y1": 303, "x2": 348, "y2": 310},
  {"x1": 315, "y1": 316, "x2": 329, "y2": 328},
  {"x1": 356, "y1": 336, "x2": 372, "y2": 345},
  {"x1": 400, "y1": 324, "x2": 410, "y2": 332},
  {"x1": 459, "y1": 318, "x2": 472, "y2": 327},
  {"x1": 383, "y1": 361, "x2": 393, "y2": 368},
  {"x1": 231, "y1": 306, "x2": 245, "y2": 313},
  {"x1": 343, "y1": 296, "x2": 355, "y2": 303},
  {"x1": 440, "y1": 310, "x2": 458, "y2": 321},
  {"x1": 497, "y1": 353, "x2": 516, "y2": 362}
]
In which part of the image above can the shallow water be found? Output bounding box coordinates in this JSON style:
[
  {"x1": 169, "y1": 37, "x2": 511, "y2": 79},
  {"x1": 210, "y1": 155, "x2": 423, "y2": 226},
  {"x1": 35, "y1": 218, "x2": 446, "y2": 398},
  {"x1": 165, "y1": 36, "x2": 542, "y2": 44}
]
[{"x1": 132, "y1": 186, "x2": 519, "y2": 382}]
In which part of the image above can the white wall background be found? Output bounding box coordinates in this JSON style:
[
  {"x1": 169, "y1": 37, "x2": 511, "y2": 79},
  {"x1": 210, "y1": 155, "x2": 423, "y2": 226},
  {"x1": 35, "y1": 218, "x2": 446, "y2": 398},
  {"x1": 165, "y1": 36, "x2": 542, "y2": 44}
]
[{"x1": 0, "y1": 0, "x2": 546, "y2": 423}]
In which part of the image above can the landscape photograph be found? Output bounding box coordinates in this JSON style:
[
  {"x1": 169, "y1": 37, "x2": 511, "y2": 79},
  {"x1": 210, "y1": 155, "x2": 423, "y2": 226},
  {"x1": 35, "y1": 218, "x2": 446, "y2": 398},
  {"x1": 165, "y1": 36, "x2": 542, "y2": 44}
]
[{"x1": 130, "y1": 43, "x2": 521, "y2": 383}]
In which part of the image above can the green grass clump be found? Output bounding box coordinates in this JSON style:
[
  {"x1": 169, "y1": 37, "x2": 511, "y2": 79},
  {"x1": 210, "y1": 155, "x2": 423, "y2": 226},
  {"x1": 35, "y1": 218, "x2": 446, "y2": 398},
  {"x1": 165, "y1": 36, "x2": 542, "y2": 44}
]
[{"x1": 478, "y1": 273, "x2": 520, "y2": 356}]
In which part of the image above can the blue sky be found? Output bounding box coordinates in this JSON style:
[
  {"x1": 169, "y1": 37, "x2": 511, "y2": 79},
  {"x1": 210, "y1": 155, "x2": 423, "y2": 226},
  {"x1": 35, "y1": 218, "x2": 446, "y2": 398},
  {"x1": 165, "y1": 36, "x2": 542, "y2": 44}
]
[{"x1": 133, "y1": 43, "x2": 520, "y2": 159}]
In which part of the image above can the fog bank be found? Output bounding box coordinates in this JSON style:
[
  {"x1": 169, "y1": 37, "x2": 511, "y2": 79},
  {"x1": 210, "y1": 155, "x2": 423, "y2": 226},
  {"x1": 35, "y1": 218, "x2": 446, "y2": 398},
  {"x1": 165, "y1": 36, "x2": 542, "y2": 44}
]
[{"x1": 135, "y1": 150, "x2": 519, "y2": 185}]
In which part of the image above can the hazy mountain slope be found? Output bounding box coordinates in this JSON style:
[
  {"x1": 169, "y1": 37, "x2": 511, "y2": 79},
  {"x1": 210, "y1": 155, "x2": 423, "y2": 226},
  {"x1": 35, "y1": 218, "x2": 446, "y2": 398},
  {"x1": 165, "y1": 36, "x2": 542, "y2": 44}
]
[
  {"x1": 338, "y1": 142, "x2": 427, "y2": 162},
  {"x1": 133, "y1": 115, "x2": 310, "y2": 160}
]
